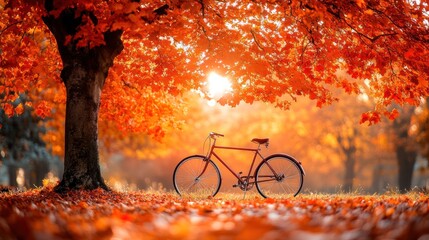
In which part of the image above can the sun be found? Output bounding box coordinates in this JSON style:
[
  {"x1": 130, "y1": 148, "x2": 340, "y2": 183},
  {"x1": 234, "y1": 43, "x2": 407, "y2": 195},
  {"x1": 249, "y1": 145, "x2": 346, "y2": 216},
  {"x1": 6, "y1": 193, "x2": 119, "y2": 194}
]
[{"x1": 207, "y1": 72, "x2": 232, "y2": 99}]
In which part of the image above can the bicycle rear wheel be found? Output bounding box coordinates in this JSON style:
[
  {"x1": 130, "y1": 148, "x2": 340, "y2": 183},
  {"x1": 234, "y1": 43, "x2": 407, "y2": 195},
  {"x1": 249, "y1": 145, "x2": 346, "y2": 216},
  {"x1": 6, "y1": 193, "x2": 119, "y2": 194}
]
[
  {"x1": 173, "y1": 155, "x2": 222, "y2": 197},
  {"x1": 255, "y1": 154, "x2": 304, "y2": 198}
]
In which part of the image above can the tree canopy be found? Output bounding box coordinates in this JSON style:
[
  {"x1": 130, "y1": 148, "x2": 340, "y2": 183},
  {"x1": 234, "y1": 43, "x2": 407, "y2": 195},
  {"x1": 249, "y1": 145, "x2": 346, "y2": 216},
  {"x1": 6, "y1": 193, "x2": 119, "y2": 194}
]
[{"x1": 2, "y1": 0, "x2": 428, "y2": 129}]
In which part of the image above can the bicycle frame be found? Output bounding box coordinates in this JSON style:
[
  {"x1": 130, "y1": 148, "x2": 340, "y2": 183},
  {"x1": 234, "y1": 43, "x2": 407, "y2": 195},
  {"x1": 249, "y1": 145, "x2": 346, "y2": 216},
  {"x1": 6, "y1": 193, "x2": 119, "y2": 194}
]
[{"x1": 197, "y1": 136, "x2": 280, "y2": 186}]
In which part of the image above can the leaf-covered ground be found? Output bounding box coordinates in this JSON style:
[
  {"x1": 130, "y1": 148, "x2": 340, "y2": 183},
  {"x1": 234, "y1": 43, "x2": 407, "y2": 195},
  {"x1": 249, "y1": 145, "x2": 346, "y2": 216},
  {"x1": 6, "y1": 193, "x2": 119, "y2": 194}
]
[{"x1": 1, "y1": 187, "x2": 429, "y2": 240}]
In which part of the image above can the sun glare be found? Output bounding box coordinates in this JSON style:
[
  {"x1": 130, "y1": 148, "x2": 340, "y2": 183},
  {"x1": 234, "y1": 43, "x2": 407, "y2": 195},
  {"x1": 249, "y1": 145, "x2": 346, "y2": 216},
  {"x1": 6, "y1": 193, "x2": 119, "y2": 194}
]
[{"x1": 207, "y1": 72, "x2": 232, "y2": 99}]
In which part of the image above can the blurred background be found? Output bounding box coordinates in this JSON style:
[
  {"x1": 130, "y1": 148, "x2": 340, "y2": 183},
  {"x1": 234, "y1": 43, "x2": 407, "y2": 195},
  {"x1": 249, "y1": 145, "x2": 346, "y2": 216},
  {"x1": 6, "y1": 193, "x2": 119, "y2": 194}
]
[{"x1": 1, "y1": 81, "x2": 428, "y2": 194}]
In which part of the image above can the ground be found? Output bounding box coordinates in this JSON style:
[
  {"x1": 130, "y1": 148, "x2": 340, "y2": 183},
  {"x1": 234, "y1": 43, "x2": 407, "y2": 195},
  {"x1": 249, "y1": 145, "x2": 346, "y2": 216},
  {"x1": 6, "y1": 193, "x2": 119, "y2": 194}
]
[{"x1": 1, "y1": 186, "x2": 429, "y2": 239}]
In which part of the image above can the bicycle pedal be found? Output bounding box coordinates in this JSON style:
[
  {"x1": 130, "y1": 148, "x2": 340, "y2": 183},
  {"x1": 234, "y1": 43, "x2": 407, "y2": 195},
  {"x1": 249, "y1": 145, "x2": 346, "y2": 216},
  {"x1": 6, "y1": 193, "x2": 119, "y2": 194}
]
[{"x1": 232, "y1": 184, "x2": 238, "y2": 188}]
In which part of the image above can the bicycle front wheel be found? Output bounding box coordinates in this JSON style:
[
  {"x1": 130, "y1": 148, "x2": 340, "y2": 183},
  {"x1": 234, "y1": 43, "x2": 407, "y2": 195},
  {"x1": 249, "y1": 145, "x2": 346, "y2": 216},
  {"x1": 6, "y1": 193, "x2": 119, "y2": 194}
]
[
  {"x1": 173, "y1": 155, "x2": 222, "y2": 197},
  {"x1": 255, "y1": 154, "x2": 304, "y2": 198}
]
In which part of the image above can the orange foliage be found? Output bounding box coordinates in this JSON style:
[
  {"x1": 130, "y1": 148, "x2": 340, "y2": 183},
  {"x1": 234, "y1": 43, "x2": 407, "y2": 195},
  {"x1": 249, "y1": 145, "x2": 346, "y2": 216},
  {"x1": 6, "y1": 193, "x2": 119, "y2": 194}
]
[
  {"x1": 1, "y1": 0, "x2": 429, "y2": 138},
  {"x1": 1, "y1": 188, "x2": 429, "y2": 239}
]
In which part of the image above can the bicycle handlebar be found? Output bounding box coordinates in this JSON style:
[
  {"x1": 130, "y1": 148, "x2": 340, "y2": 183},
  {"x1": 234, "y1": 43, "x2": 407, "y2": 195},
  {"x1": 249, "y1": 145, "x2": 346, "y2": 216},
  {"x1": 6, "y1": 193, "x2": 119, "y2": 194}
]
[{"x1": 210, "y1": 132, "x2": 224, "y2": 138}]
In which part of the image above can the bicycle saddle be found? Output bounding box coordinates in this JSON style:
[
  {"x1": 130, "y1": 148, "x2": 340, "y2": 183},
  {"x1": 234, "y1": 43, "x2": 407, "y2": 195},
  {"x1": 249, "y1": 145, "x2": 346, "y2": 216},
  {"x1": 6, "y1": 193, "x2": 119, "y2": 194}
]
[{"x1": 251, "y1": 138, "x2": 269, "y2": 144}]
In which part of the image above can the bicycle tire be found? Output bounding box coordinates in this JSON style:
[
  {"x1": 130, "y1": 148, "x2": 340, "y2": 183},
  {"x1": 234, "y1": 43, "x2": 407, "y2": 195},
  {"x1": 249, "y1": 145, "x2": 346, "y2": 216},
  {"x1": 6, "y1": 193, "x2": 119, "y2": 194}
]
[
  {"x1": 173, "y1": 155, "x2": 222, "y2": 197},
  {"x1": 255, "y1": 154, "x2": 304, "y2": 198}
]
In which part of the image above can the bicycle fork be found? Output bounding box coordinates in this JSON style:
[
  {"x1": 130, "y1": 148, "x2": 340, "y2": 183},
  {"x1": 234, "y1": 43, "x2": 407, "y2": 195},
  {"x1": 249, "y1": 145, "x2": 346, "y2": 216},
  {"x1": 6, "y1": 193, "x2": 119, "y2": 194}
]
[
  {"x1": 184, "y1": 159, "x2": 209, "y2": 192},
  {"x1": 192, "y1": 138, "x2": 217, "y2": 183},
  {"x1": 193, "y1": 157, "x2": 211, "y2": 182}
]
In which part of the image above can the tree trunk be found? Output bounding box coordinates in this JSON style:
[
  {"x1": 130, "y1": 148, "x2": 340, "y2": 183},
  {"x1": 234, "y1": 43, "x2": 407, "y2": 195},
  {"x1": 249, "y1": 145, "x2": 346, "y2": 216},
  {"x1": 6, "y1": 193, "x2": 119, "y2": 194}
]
[
  {"x1": 28, "y1": 160, "x2": 50, "y2": 187},
  {"x1": 8, "y1": 165, "x2": 18, "y2": 187},
  {"x1": 337, "y1": 128, "x2": 358, "y2": 193},
  {"x1": 371, "y1": 163, "x2": 382, "y2": 193},
  {"x1": 396, "y1": 146, "x2": 416, "y2": 193},
  {"x1": 42, "y1": 3, "x2": 123, "y2": 192},
  {"x1": 57, "y1": 67, "x2": 106, "y2": 191},
  {"x1": 342, "y1": 149, "x2": 356, "y2": 192},
  {"x1": 392, "y1": 106, "x2": 417, "y2": 193}
]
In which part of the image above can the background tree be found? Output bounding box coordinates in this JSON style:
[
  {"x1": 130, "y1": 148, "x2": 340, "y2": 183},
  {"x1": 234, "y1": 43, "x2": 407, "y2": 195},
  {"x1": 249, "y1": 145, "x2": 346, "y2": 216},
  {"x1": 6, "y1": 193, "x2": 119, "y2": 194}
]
[
  {"x1": 416, "y1": 98, "x2": 429, "y2": 161},
  {"x1": 391, "y1": 106, "x2": 418, "y2": 193},
  {"x1": 318, "y1": 105, "x2": 367, "y2": 192},
  {"x1": 1, "y1": 0, "x2": 428, "y2": 192},
  {"x1": 0, "y1": 94, "x2": 60, "y2": 187},
  {"x1": 297, "y1": 92, "x2": 386, "y2": 192}
]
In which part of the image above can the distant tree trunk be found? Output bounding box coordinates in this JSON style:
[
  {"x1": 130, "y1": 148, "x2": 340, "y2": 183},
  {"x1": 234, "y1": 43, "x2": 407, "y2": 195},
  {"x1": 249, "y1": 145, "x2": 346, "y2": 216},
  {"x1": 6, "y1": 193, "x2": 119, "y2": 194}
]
[
  {"x1": 42, "y1": 2, "x2": 124, "y2": 192},
  {"x1": 392, "y1": 106, "x2": 417, "y2": 193},
  {"x1": 29, "y1": 160, "x2": 50, "y2": 187},
  {"x1": 8, "y1": 165, "x2": 17, "y2": 187},
  {"x1": 343, "y1": 147, "x2": 356, "y2": 192},
  {"x1": 396, "y1": 146, "x2": 416, "y2": 193},
  {"x1": 371, "y1": 164, "x2": 382, "y2": 193},
  {"x1": 337, "y1": 128, "x2": 358, "y2": 193}
]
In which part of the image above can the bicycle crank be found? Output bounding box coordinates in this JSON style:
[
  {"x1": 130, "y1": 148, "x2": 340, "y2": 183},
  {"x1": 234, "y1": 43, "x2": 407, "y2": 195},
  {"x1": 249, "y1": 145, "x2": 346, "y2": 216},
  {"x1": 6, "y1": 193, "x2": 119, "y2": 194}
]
[{"x1": 233, "y1": 179, "x2": 254, "y2": 191}]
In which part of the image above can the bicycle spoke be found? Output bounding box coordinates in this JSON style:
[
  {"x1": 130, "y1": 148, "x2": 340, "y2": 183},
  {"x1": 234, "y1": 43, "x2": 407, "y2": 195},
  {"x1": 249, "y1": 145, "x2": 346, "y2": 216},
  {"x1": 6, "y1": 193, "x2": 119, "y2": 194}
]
[
  {"x1": 185, "y1": 181, "x2": 198, "y2": 191},
  {"x1": 284, "y1": 173, "x2": 300, "y2": 179},
  {"x1": 285, "y1": 182, "x2": 294, "y2": 193}
]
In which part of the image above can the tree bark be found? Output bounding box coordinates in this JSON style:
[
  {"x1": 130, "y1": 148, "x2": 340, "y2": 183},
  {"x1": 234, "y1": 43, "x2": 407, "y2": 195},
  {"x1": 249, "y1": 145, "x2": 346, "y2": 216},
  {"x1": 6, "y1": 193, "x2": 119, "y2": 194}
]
[
  {"x1": 337, "y1": 129, "x2": 358, "y2": 193},
  {"x1": 396, "y1": 146, "x2": 416, "y2": 193},
  {"x1": 7, "y1": 165, "x2": 18, "y2": 187},
  {"x1": 392, "y1": 106, "x2": 417, "y2": 193},
  {"x1": 342, "y1": 148, "x2": 356, "y2": 192},
  {"x1": 42, "y1": 3, "x2": 123, "y2": 192},
  {"x1": 58, "y1": 66, "x2": 107, "y2": 192},
  {"x1": 29, "y1": 160, "x2": 49, "y2": 187}
]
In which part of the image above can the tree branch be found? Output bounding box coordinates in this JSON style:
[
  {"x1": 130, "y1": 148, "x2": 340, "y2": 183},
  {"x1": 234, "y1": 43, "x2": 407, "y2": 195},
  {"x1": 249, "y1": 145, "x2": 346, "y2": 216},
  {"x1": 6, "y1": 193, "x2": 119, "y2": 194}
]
[
  {"x1": 198, "y1": 0, "x2": 205, "y2": 17},
  {"x1": 122, "y1": 80, "x2": 143, "y2": 95},
  {"x1": 0, "y1": 21, "x2": 23, "y2": 37},
  {"x1": 154, "y1": 4, "x2": 169, "y2": 16},
  {"x1": 341, "y1": 16, "x2": 397, "y2": 43},
  {"x1": 197, "y1": 20, "x2": 211, "y2": 49},
  {"x1": 322, "y1": 2, "x2": 398, "y2": 43},
  {"x1": 250, "y1": 29, "x2": 264, "y2": 51}
]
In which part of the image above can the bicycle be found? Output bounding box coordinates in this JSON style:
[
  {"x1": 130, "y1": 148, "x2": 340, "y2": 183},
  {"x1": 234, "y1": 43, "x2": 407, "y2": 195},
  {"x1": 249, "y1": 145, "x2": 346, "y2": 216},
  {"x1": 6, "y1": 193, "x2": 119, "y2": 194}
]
[{"x1": 173, "y1": 132, "x2": 305, "y2": 198}]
